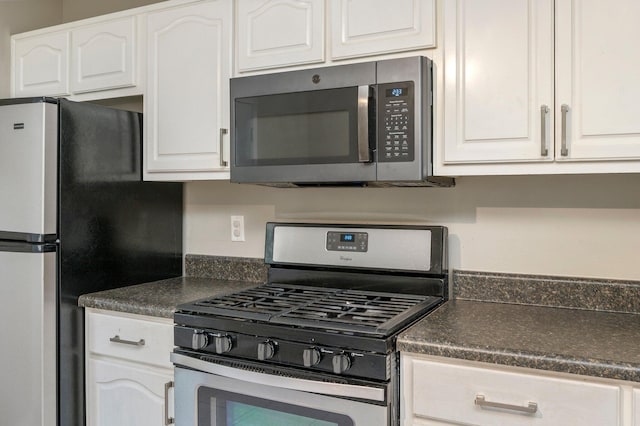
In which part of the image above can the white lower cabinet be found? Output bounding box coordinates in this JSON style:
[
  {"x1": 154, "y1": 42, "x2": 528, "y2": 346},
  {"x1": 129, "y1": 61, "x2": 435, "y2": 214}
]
[
  {"x1": 85, "y1": 309, "x2": 174, "y2": 426},
  {"x1": 87, "y1": 358, "x2": 173, "y2": 426},
  {"x1": 634, "y1": 389, "x2": 640, "y2": 425},
  {"x1": 401, "y1": 353, "x2": 628, "y2": 426}
]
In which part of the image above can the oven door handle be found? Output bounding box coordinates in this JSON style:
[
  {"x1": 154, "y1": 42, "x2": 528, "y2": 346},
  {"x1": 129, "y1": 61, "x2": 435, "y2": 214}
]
[{"x1": 170, "y1": 353, "x2": 385, "y2": 402}]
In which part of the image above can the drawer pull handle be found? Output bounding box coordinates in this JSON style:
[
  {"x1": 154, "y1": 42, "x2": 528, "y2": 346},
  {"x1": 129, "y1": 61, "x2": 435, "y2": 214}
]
[
  {"x1": 164, "y1": 381, "x2": 175, "y2": 425},
  {"x1": 475, "y1": 394, "x2": 538, "y2": 415},
  {"x1": 109, "y1": 335, "x2": 145, "y2": 347}
]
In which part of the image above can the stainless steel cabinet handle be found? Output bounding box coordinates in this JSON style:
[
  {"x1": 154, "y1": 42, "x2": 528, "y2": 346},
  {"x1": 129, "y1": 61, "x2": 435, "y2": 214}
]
[
  {"x1": 357, "y1": 85, "x2": 371, "y2": 163},
  {"x1": 475, "y1": 394, "x2": 538, "y2": 415},
  {"x1": 164, "y1": 381, "x2": 175, "y2": 425},
  {"x1": 560, "y1": 104, "x2": 570, "y2": 156},
  {"x1": 109, "y1": 335, "x2": 145, "y2": 346},
  {"x1": 540, "y1": 105, "x2": 549, "y2": 157},
  {"x1": 220, "y1": 128, "x2": 229, "y2": 167}
]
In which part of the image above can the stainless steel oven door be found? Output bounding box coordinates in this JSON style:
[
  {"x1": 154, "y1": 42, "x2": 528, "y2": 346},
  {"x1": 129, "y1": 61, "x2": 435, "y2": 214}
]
[{"x1": 172, "y1": 354, "x2": 390, "y2": 426}]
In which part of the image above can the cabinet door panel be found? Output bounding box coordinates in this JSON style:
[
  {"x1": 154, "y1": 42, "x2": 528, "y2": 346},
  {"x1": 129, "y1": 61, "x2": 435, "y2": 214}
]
[
  {"x1": 634, "y1": 388, "x2": 640, "y2": 425},
  {"x1": 443, "y1": 0, "x2": 554, "y2": 163},
  {"x1": 145, "y1": 1, "x2": 231, "y2": 178},
  {"x1": 236, "y1": 0, "x2": 324, "y2": 72},
  {"x1": 71, "y1": 17, "x2": 136, "y2": 94},
  {"x1": 331, "y1": 0, "x2": 435, "y2": 59},
  {"x1": 406, "y1": 357, "x2": 620, "y2": 426},
  {"x1": 556, "y1": 0, "x2": 640, "y2": 160},
  {"x1": 13, "y1": 32, "x2": 70, "y2": 97},
  {"x1": 87, "y1": 358, "x2": 172, "y2": 426}
]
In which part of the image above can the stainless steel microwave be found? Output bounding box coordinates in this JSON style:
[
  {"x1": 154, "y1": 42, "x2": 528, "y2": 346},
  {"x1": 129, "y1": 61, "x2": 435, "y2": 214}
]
[{"x1": 230, "y1": 56, "x2": 453, "y2": 187}]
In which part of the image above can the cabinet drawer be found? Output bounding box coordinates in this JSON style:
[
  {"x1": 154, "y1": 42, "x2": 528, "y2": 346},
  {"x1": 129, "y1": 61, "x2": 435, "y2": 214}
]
[
  {"x1": 87, "y1": 310, "x2": 173, "y2": 368},
  {"x1": 409, "y1": 358, "x2": 620, "y2": 426}
]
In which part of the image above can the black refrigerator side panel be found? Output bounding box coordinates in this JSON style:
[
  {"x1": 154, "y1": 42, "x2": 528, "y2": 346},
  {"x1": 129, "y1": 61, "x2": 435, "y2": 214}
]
[{"x1": 57, "y1": 99, "x2": 183, "y2": 426}]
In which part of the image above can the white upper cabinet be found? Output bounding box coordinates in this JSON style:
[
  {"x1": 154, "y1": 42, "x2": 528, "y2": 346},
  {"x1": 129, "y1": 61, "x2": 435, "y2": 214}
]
[
  {"x1": 330, "y1": 0, "x2": 436, "y2": 60},
  {"x1": 144, "y1": 0, "x2": 232, "y2": 180},
  {"x1": 236, "y1": 0, "x2": 324, "y2": 72},
  {"x1": 441, "y1": 0, "x2": 640, "y2": 175},
  {"x1": 70, "y1": 17, "x2": 137, "y2": 94},
  {"x1": 12, "y1": 13, "x2": 141, "y2": 100},
  {"x1": 442, "y1": 0, "x2": 553, "y2": 164},
  {"x1": 12, "y1": 31, "x2": 70, "y2": 97},
  {"x1": 555, "y1": 0, "x2": 640, "y2": 162}
]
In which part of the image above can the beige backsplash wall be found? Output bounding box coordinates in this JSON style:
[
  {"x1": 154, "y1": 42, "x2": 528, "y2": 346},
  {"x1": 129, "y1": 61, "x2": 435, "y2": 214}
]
[{"x1": 185, "y1": 174, "x2": 640, "y2": 281}]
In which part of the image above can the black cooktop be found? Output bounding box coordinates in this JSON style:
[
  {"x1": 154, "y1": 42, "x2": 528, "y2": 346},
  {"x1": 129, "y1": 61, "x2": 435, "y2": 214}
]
[{"x1": 177, "y1": 283, "x2": 443, "y2": 337}]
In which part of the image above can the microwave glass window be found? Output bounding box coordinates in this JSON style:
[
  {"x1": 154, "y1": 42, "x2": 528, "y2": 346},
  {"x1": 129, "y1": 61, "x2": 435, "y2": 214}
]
[
  {"x1": 234, "y1": 87, "x2": 360, "y2": 166},
  {"x1": 198, "y1": 388, "x2": 355, "y2": 426}
]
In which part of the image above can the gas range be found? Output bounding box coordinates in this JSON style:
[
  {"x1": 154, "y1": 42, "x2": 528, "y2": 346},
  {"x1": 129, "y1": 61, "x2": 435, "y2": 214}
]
[{"x1": 173, "y1": 223, "x2": 448, "y2": 383}]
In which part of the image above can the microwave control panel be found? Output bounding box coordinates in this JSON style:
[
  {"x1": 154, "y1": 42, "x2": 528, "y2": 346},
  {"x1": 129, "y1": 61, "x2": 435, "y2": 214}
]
[{"x1": 378, "y1": 81, "x2": 414, "y2": 162}]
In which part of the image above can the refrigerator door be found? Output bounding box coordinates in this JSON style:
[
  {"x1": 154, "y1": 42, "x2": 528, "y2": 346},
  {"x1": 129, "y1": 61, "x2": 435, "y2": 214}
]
[
  {"x1": 57, "y1": 99, "x2": 183, "y2": 426},
  {"x1": 0, "y1": 99, "x2": 58, "y2": 239},
  {"x1": 0, "y1": 243, "x2": 56, "y2": 426}
]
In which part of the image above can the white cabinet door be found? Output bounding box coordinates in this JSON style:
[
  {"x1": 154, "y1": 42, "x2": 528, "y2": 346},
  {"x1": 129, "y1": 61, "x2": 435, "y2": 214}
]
[
  {"x1": 236, "y1": 0, "x2": 324, "y2": 72},
  {"x1": 555, "y1": 0, "x2": 640, "y2": 161},
  {"x1": 145, "y1": 0, "x2": 231, "y2": 180},
  {"x1": 12, "y1": 31, "x2": 70, "y2": 97},
  {"x1": 330, "y1": 0, "x2": 436, "y2": 60},
  {"x1": 402, "y1": 355, "x2": 621, "y2": 426},
  {"x1": 442, "y1": 0, "x2": 554, "y2": 164},
  {"x1": 634, "y1": 388, "x2": 640, "y2": 426},
  {"x1": 86, "y1": 358, "x2": 172, "y2": 426},
  {"x1": 70, "y1": 16, "x2": 137, "y2": 94}
]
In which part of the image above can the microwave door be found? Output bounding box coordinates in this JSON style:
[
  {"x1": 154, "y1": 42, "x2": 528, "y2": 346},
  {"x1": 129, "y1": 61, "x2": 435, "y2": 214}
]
[{"x1": 232, "y1": 86, "x2": 376, "y2": 184}]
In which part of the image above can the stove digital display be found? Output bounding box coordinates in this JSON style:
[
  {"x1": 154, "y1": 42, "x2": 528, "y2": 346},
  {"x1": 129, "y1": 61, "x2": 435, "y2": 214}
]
[
  {"x1": 326, "y1": 231, "x2": 368, "y2": 252},
  {"x1": 340, "y1": 233, "x2": 354, "y2": 242}
]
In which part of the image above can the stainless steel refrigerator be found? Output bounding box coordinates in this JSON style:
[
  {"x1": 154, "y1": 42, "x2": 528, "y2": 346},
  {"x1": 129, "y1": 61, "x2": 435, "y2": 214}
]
[{"x1": 0, "y1": 97, "x2": 183, "y2": 426}]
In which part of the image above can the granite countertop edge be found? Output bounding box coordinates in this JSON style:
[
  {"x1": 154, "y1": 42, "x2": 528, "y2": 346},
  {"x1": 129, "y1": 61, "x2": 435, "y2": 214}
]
[
  {"x1": 397, "y1": 300, "x2": 640, "y2": 384},
  {"x1": 397, "y1": 337, "x2": 640, "y2": 383}
]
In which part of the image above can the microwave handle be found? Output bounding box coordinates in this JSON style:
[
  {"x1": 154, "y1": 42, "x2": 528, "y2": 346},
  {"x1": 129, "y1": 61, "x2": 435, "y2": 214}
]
[{"x1": 357, "y1": 85, "x2": 371, "y2": 163}]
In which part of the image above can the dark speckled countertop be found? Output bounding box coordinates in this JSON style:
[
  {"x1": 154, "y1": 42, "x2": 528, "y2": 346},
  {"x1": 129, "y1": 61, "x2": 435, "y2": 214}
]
[
  {"x1": 78, "y1": 276, "x2": 261, "y2": 318},
  {"x1": 398, "y1": 270, "x2": 640, "y2": 383},
  {"x1": 78, "y1": 255, "x2": 266, "y2": 318}
]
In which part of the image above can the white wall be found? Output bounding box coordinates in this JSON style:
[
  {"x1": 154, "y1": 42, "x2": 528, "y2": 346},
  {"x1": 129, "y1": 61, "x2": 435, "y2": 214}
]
[
  {"x1": 185, "y1": 174, "x2": 640, "y2": 281},
  {"x1": 61, "y1": 0, "x2": 162, "y2": 22},
  {"x1": 0, "y1": 0, "x2": 63, "y2": 97}
]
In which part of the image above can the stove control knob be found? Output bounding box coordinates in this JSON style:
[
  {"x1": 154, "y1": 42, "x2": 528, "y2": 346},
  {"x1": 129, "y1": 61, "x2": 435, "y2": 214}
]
[
  {"x1": 258, "y1": 340, "x2": 276, "y2": 361},
  {"x1": 257, "y1": 341, "x2": 276, "y2": 360},
  {"x1": 191, "y1": 331, "x2": 209, "y2": 350},
  {"x1": 303, "y1": 347, "x2": 322, "y2": 367},
  {"x1": 332, "y1": 354, "x2": 352, "y2": 374},
  {"x1": 213, "y1": 335, "x2": 233, "y2": 354}
]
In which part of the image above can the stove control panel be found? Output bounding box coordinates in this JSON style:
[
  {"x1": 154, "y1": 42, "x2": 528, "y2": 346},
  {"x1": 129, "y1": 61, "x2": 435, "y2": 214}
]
[
  {"x1": 174, "y1": 326, "x2": 390, "y2": 380},
  {"x1": 326, "y1": 231, "x2": 368, "y2": 252}
]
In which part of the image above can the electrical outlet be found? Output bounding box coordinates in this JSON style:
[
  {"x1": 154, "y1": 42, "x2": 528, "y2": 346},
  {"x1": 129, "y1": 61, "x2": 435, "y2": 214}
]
[{"x1": 230, "y1": 215, "x2": 245, "y2": 242}]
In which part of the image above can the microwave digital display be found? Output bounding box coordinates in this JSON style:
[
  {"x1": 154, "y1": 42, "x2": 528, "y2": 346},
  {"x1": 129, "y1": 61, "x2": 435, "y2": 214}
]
[{"x1": 386, "y1": 87, "x2": 407, "y2": 97}]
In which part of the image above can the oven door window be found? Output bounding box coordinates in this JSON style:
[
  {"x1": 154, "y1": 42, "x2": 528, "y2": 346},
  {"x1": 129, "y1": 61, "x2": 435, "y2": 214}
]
[
  {"x1": 234, "y1": 87, "x2": 362, "y2": 167},
  {"x1": 198, "y1": 387, "x2": 355, "y2": 426}
]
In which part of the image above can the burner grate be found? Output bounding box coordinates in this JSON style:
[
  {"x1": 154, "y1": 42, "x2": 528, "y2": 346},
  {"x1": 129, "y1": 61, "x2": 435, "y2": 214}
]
[
  {"x1": 182, "y1": 284, "x2": 441, "y2": 335},
  {"x1": 188, "y1": 284, "x2": 337, "y2": 320}
]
